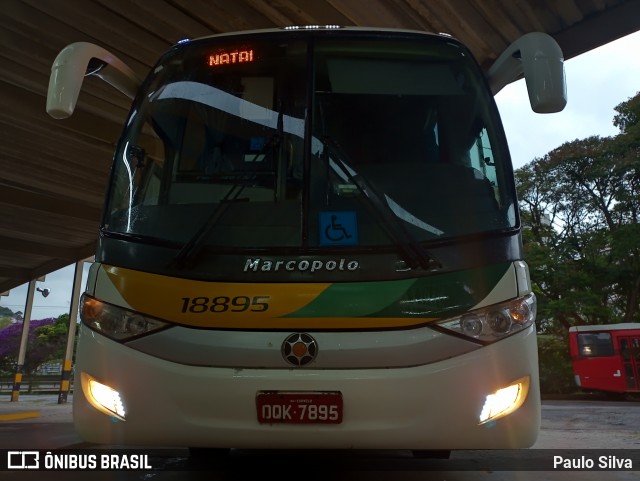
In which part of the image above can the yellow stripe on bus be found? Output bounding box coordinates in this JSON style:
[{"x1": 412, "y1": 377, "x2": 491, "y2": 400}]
[{"x1": 101, "y1": 265, "x2": 332, "y2": 327}]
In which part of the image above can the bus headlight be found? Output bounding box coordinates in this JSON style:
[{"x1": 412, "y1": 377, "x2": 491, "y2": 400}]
[
  {"x1": 435, "y1": 293, "x2": 536, "y2": 343},
  {"x1": 80, "y1": 293, "x2": 169, "y2": 341},
  {"x1": 460, "y1": 313, "x2": 483, "y2": 336},
  {"x1": 487, "y1": 309, "x2": 512, "y2": 333}
]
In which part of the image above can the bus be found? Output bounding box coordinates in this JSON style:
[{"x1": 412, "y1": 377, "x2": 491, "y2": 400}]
[
  {"x1": 569, "y1": 323, "x2": 640, "y2": 394},
  {"x1": 46, "y1": 26, "x2": 566, "y2": 453}
]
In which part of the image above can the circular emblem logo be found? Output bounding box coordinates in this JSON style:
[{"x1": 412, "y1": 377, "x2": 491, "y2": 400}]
[{"x1": 281, "y1": 333, "x2": 318, "y2": 366}]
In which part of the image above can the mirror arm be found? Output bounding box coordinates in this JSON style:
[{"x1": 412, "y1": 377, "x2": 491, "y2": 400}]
[
  {"x1": 488, "y1": 32, "x2": 567, "y2": 113},
  {"x1": 47, "y1": 42, "x2": 140, "y2": 119}
]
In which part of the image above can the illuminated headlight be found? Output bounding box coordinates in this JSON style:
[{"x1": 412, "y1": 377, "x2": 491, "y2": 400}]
[
  {"x1": 80, "y1": 293, "x2": 169, "y2": 341},
  {"x1": 479, "y1": 377, "x2": 529, "y2": 424},
  {"x1": 436, "y1": 293, "x2": 536, "y2": 343},
  {"x1": 81, "y1": 372, "x2": 126, "y2": 420}
]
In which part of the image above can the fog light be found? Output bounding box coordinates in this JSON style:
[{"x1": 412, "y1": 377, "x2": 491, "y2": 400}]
[
  {"x1": 479, "y1": 376, "x2": 529, "y2": 424},
  {"x1": 81, "y1": 372, "x2": 126, "y2": 420}
]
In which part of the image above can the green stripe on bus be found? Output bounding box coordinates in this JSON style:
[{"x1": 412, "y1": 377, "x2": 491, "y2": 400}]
[{"x1": 285, "y1": 262, "x2": 511, "y2": 319}]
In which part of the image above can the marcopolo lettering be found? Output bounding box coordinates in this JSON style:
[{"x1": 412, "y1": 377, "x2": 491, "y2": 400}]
[{"x1": 244, "y1": 258, "x2": 359, "y2": 273}]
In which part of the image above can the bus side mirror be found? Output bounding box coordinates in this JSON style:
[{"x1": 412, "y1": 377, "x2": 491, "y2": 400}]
[
  {"x1": 47, "y1": 42, "x2": 141, "y2": 119},
  {"x1": 488, "y1": 32, "x2": 567, "y2": 113}
]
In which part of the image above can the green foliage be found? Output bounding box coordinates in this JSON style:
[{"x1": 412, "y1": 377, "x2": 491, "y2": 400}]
[
  {"x1": 0, "y1": 305, "x2": 14, "y2": 329},
  {"x1": 36, "y1": 314, "x2": 69, "y2": 343},
  {"x1": 613, "y1": 92, "x2": 640, "y2": 135},
  {"x1": 516, "y1": 92, "x2": 640, "y2": 334},
  {"x1": 518, "y1": 92, "x2": 640, "y2": 391},
  {"x1": 537, "y1": 335, "x2": 575, "y2": 394},
  {"x1": 0, "y1": 313, "x2": 71, "y2": 376}
]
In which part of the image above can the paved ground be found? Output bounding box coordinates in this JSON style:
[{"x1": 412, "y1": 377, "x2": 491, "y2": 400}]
[
  {"x1": 534, "y1": 399, "x2": 640, "y2": 449},
  {"x1": 0, "y1": 393, "x2": 72, "y2": 424},
  {"x1": 2, "y1": 393, "x2": 639, "y2": 449},
  {"x1": 1, "y1": 394, "x2": 639, "y2": 481}
]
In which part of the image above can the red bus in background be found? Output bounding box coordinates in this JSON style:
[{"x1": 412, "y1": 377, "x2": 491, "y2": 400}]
[{"x1": 569, "y1": 323, "x2": 640, "y2": 394}]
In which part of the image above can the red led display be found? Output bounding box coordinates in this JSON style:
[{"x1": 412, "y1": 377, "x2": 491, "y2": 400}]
[{"x1": 208, "y1": 49, "x2": 254, "y2": 66}]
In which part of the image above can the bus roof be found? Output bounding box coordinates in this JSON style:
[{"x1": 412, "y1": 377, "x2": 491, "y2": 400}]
[
  {"x1": 184, "y1": 25, "x2": 449, "y2": 45},
  {"x1": 569, "y1": 323, "x2": 640, "y2": 333}
]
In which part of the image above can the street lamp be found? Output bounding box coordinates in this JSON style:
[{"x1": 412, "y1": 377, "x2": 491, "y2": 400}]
[{"x1": 36, "y1": 287, "x2": 50, "y2": 298}]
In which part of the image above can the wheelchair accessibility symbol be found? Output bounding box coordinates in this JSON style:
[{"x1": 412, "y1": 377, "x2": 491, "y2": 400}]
[{"x1": 319, "y1": 211, "x2": 358, "y2": 246}]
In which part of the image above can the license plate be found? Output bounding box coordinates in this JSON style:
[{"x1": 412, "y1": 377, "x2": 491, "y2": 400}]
[{"x1": 256, "y1": 391, "x2": 343, "y2": 424}]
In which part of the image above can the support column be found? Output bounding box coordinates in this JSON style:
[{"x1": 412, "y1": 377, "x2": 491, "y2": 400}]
[
  {"x1": 58, "y1": 260, "x2": 83, "y2": 404},
  {"x1": 10, "y1": 280, "x2": 36, "y2": 402}
]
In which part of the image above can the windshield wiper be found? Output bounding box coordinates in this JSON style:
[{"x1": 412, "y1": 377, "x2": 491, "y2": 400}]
[
  {"x1": 169, "y1": 109, "x2": 285, "y2": 270},
  {"x1": 168, "y1": 183, "x2": 248, "y2": 269},
  {"x1": 322, "y1": 137, "x2": 440, "y2": 271}
]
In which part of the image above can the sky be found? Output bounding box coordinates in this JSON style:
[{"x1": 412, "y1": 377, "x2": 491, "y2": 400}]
[
  {"x1": 1, "y1": 30, "x2": 640, "y2": 321},
  {"x1": 0, "y1": 261, "x2": 92, "y2": 321},
  {"x1": 496, "y1": 29, "x2": 640, "y2": 170}
]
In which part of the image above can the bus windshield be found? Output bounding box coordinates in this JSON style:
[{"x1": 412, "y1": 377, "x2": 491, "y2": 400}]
[{"x1": 104, "y1": 32, "x2": 516, "y2": 255}]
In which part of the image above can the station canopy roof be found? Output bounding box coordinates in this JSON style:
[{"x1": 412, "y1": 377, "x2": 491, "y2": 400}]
[{"x1": 1, "y1": 0, "x2": 640, "y2": 293}]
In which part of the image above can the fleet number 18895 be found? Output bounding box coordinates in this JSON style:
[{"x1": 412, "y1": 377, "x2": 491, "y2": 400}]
[{"x1": 180, "y1": 296, "x2": 270, "y2": 313}]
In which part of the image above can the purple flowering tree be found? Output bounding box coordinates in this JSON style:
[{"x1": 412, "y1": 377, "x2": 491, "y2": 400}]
[{"x1": 0, "y1": 316, "x2": 68, "y2": 376}]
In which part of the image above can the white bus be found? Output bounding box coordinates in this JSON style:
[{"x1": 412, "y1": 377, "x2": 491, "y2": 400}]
[{"x1": 47, "y1": 26, "x2": 566, "y2": 455}]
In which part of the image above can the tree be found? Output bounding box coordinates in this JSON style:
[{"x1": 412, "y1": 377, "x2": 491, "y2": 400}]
[
  {"x1": 516, "y1": 92, "x2": 640, "y2": 334},
  {"x1": 0, "y1": 315, "x2": 69, "y2": 376},
  {"x1": 0, "y1": 306, "x2": 14, "y2": 329},
  {"x1": 613, "y1": 93, "x2": 640, "y2": 136}
]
